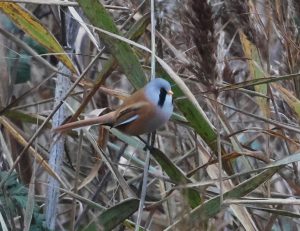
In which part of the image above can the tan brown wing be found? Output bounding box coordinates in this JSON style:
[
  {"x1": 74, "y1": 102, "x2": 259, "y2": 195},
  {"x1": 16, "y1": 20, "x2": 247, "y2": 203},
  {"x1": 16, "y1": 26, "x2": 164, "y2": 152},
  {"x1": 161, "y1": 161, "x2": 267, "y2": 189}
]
[{"x1": 113, "y1": 101, "x2": 150, "y2": 128}]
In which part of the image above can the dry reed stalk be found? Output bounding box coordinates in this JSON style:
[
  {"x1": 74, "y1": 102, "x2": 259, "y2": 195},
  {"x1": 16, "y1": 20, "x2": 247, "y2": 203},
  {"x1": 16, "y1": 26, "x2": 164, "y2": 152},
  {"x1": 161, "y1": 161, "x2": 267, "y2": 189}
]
[{"x1": 185, "y1": 0, "x2": 217, "y2": 86}]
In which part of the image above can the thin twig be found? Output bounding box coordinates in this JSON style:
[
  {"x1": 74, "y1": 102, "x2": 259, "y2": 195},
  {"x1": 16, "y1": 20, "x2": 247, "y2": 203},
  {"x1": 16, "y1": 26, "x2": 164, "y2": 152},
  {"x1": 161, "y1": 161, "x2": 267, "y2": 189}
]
[
  {"x1": 135, "y1": 134, "x2": 151, "y2": 231},
  {"x1": 150, "y1": 0, "x2": 156, "y2": 80}
]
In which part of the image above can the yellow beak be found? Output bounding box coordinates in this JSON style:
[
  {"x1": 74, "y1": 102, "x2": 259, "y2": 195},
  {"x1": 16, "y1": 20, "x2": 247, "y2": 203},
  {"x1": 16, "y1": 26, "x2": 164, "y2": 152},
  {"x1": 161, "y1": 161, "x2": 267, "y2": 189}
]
[{"x1": 167, "y1": 90, "x2": 174, "y2": 95}]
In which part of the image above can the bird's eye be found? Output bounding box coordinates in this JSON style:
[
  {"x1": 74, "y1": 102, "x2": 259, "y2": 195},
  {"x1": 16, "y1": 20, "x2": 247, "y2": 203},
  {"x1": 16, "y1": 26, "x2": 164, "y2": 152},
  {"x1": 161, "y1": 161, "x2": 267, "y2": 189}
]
[{"x1": 160, "y1": 88, "x2": 167, "y2": 93}]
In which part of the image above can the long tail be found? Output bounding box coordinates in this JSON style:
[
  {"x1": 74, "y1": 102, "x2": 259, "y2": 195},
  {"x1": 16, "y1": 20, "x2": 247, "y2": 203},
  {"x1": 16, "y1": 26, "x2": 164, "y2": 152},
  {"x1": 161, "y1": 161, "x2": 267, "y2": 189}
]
[{"x1": 54, "y1": 111, "x2": 116, "y2": 133}]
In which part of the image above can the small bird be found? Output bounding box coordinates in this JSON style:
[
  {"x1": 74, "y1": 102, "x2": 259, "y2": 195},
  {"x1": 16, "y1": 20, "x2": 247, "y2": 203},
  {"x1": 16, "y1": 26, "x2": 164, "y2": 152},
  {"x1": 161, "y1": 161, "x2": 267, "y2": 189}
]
[{"x1": 55, "y1": 78, "x2": 174, "y2": 135}]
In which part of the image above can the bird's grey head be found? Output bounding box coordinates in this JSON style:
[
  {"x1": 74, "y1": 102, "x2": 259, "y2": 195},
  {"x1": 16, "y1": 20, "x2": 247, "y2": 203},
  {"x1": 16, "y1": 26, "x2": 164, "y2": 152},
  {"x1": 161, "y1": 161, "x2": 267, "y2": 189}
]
[{"x1": 144, "y1": 78, "x2": 173, "y2": 108}]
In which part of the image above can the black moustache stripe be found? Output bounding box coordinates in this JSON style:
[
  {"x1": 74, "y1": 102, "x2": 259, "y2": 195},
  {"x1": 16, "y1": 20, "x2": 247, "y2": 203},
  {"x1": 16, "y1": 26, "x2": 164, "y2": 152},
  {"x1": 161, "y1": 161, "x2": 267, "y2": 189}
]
[{"x1": 158, "y1": 88, "x2": 167, "y2": 108}]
